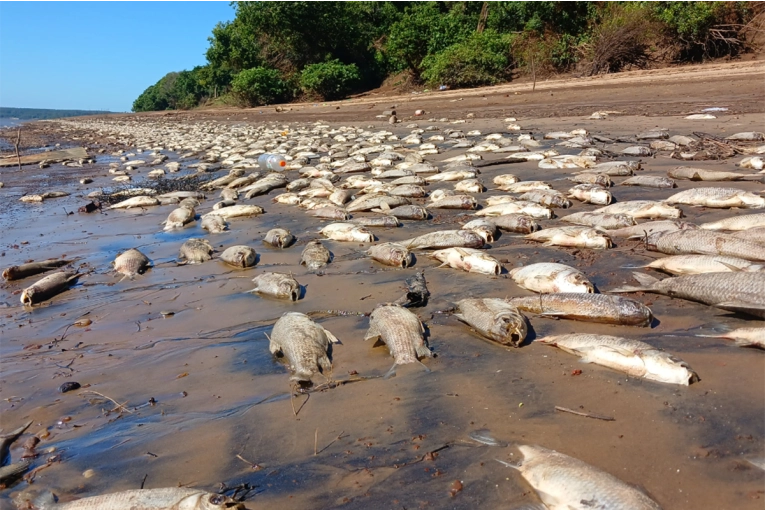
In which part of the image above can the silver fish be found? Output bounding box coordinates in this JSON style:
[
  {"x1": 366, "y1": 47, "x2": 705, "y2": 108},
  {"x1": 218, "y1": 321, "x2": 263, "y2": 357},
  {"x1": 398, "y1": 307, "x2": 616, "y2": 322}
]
[
  {"x1": 632, "y1": 255, "x2": 764, "y2": 275},
  {"x1": 346, "y1": 194, "x2": 410, "y2": 212},
  {"x1": 699, "y1": 213, "x2": 765, "y2": 231},
  {"x1": 269, "y1": 312, "x2": 340, "y2": 383},
  {"x1": 108, "y1": 196, "x2": 160, "y2": 209},
  {"x1": 620, "y1": 175, "x2": 677, "y2": 188},
  {"x1": 300, "y1": 240, "x2": 331, "y2": 270},
  {"x1": 664, "y1": 187, "x2": 765, "y2": 208},
  {"x1": 503, "y1": 445, "x2": 663, "y2": 510},
  {"x1": 561, "y1": 212, "x2": 635, "y2": 230},
  {"x1": 607, "y1": 220, "x2": 697, "y2": 238},
  {"x1": 21, "y1": 271, "x2": 79, "y2": 305},
  {"x1": 510, "y1": 263, "x2": 594, "y2": 293},
  {"x1": 429, "y1": 195, "x2": 478, "y2": 209},
  {"x1": 613, "y1": 272, "x2": 765, "y2": 318},
  {"x1": 367, "y1": 242, "x2": 413, "y2": 268},
  {"x1": 594, "y1": 200, "x2": 683, "y2": 219},
  {"x1": 525, "y1": 226, "x2": 612, "y2": 249},
  {"x1": 201, "y1": 214, "x2": 228, "y2": 233},
  {"x1": 220, "y1": 245, "x2": 257, "y2": 268},
  {"x1": 509, "y1": 293, "x2": 653, "y2": 326},
  {"x1": 248, "y1": 272, "x2": 301, "y2": 301},
  {"x1": 309, "y1": 206, "x2": 351, "y2": 220},
  {"x1": 178, "y1": 238, "x2": 213, "y2": 264},
  {"x1": 52, "y1": 488, "x2": 244, "y2": 510},
  {"x1": 540, "y1": 334, "x2": 698, "y2": 385},
  {"x1": 454, "y1": 298, "x2": 527, "y2": 346},
  {"x1": 264, "y1": 228, "x2": 295, "y2": 248},
  {"x1": 2, "y1": 258, "x2": 73, "y2": 281},
  {"x1": 202, "y1": 204, "x2": 264, "y2": 219},
  {"x1": 566, "y1": 184, "x2": 612, "y2": 205},
  {"x1": 113, "y1": 248, "x2": 151, "y2": 278},
  {"x1": 431, "y1": 247, "x2": 502, "y2": 275},
  {"x1": 492, "y1": 214, "x2": 541, "y2": 233},
  {"x1": 568, "y1": 173, "x2": 612, "y2": 187},
  {"x1": 644, "y1": 229, "x2": 765, "y2": 261},
  {"x1": 351, "y1": 215, "x2": 400, "y2": 227},
  {"x1": 163, "y1": 206, "x2": 195, "y2": 231},
  {"x1": 668, "y1": 166, "x2": 753, "y2": 181},
  {"x1": 403, "y1": 230, "x2": 485, "y2": 250},
  {"x1": 365, "y1": 303, "x2": 432, "y2": 377}
]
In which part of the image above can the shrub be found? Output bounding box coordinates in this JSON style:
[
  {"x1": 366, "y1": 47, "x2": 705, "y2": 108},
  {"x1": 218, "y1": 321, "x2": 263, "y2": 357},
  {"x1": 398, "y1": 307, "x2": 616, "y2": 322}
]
[
  {"x1": 231, "y1": 67, "x2": 289, "y2": 107},
  {"x1": 420, "y1": 30, "x2": 513, "y2": 89},
  {"x1": 300, "y1": 60, "x2": 361, "y2": 100}
]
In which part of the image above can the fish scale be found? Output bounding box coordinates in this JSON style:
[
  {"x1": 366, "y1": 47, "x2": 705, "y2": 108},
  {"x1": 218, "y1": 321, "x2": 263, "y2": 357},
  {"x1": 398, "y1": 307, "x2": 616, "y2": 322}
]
[
  {"x1": 646, "y1": 229, "x2": 765, "y2": 261},
  {"x1": 365, "y1": 304, "x2": 432, "y2": 372},
  {"x1": 454, "y1": 298, "x2": 527, "y2": 346},
  {"x1": 114, "y1": 249, "x2": 151, "y2": 277},
  {"x1": 53, "y1": 487, "x2": 244, "y2": 510},
  {"x1": 509, "y1": 293, "x2": 653, "y2": 326}
]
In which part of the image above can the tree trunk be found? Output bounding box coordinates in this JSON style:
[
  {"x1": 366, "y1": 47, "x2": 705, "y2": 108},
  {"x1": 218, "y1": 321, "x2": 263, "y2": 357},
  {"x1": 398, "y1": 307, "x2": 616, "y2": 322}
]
[{"x1": 476, "y1": 2, "x2": 489, "y2": 33}]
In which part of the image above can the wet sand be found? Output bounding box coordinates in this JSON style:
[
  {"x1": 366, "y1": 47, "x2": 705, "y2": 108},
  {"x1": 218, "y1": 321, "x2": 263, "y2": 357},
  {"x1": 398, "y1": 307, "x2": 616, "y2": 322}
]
[{"x1": 1, "y1": 86, "x2": 764, "y2": 508}]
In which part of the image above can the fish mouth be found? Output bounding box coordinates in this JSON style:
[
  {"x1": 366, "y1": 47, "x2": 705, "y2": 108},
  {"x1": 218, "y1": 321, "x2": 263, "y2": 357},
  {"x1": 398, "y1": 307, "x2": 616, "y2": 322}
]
[
  {"x1": 21, "y1": 290, "x2": 33, "y2": 306},
  {"x1": 291, "y1": 289, "x2": 299, "y2": 301}
]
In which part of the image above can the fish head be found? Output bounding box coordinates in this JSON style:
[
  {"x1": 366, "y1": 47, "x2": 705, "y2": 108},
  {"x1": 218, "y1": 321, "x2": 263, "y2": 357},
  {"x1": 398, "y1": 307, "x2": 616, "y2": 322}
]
[
  {"x1": 494, "y1": 312, "x2": 527, "y2": 347},
  {"x1": 2, "y1": 267, "x2": 15, "y2": 280},
  {"x1": 398, "y1": 250, "x2": 414, "y2": 269},
  {"x1": 198, "y1": 492, "x2": 247, "y2": 509},
  {"x1": 643, "y1": 353, "x2": 699, "y2": 386},
  {"x1": 280, "y1": 281, "x2": 300, "y2": 301},
  {"x1": 21, "y1": 288, "x2": 35, "y2": 306}
]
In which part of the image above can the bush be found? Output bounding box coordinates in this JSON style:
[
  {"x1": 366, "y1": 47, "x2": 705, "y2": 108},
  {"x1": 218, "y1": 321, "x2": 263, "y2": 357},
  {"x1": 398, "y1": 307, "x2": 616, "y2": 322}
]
[
  {"x1": 231, "y1": 67, "x2": 289, "y2": 106},
  {"x1": 420, "y1": 30, "x2": 513, "y2": 89},
  {"x1": 300, "y1": 60, "x2": 361, "y2": 100},
  {"x1": 577, "y1": 4, "x2": 656, "y2": 76}
]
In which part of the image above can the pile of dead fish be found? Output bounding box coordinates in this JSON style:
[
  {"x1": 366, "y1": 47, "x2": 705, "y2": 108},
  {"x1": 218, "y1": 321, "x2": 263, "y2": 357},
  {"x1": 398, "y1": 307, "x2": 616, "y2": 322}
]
[{"x1": 4, "y1": 116, "x2": 765, "y2": 509}]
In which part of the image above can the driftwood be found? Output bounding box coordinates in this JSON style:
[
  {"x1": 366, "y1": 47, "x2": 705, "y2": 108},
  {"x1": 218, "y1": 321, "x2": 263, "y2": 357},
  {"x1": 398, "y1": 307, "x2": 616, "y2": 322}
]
[{"x1": 0, "y1": 147, "x2": 88, "y2": 167}]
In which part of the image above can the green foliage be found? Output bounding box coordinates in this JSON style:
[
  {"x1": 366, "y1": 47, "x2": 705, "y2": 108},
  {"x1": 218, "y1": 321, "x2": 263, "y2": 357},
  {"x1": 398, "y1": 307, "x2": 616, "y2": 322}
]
[
  {"x1": 231, "y1": 67, "x2": 290, "y2": 107},
  {"x1": 421, "y1": 30, "x2": 513, "y2": 88},
  {"x1": 132, "y1": 67, "x2": 212, "y2": 112},
  {"x1": 300, "y1": 60, "x2": 361, "y2": 100}
]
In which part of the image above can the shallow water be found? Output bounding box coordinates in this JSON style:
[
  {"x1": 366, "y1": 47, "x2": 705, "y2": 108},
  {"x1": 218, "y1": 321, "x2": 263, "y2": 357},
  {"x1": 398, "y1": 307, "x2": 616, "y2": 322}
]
[{"x1": 1, "y1": 113, "x2": 763, "y2": 509}]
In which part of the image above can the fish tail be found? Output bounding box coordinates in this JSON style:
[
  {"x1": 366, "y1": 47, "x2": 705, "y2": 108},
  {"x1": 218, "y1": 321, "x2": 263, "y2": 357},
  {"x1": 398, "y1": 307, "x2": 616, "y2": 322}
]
[
  {"x1": 383, "y1": 363, "x2": 398, "y2": 379},
  {"x1": 611, "y1": 272, "x2": 659, "y2": 293},
  {"x1": 495, "y1": 458, "x2": 521, "y2": 470},
  {"x1": 416, "y1": 360, "x2": 432, "y2": 373}
]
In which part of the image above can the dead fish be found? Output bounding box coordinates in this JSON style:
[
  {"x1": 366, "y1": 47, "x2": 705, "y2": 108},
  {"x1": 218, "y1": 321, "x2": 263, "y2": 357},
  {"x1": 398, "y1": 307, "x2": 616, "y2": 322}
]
[
  {"x1": 541, "y1": 334, "x2": 698, "y2": 385},
  {"x1": 19, "y1": 191, "x2": 70, "y2": 202},
  {"x1": 113, "y1": 248, "x2": 151, "y2": 279},
  {"x1": 454, "y1": 298, "x2": 527, "y2": 346},
  {"x1": 374, "y1": 204, "x2": 429, "y2": 220},
  {"x1": 320, "y1": 223, "x2": 374, "y2": 243},
  {"x1": 668, "y1": 166, "x2": 753, "y2": 181},
  {"x1": 462, "y1": 219, "x2": 497, "y2": 243},
  {"x1": 644, "y1": 229, "x2": 765, "y2": 261},
  {"x1": 162, "y1": 206, "x2": 195, "y2": 231},
  {"x1": 665, "y1": 187, "x2": 765, "y2": 209},
  {"x1": 520, "y1": 189, "x2": 572, "y2": 208},
  {"x1": 0, "y1": 460, "x2": 30, "y2": 486},
  {"x1": 201, "y1": 214, "x2": 228, "y2": 233},
  {"x1": 426, "y1": 169, "x2": 477, "y2": 182},
  {"x1": 492, "y1": 214, "x2": 541, "y2": 233},
  {"x1": 21, "y1": 271, "x2": 79, "y2": 305},
  {"x1": 403, "y1": 230, "x2": 485, "y2": 250},
  {"x1": 351, "y1": 215, "x2": 400, "y2": 227},
  {"x1": 394, "y1": 271, "x2": 430, "y2": 308},
  {"x1": 2, "y1": 258, "x2": 73, "y2": 281},
  {"x1": 726, "y1": 131, "x2": 765, "y2": 142},
  {"x1": 178, "y1": 238, "x2": 213, "y2": 264},
  {"x1": 286, "y1": 178, "x2": 311, "y2": 192},
  {"x1": 273, "y1": 192, "x2": 302, "y2": 205},
  {"x1": 476, "y1": 201, "x2": 553, "y2": 220},
  {"x1": 242, "y1": 174, "x2": 289, "y2": 198},
  {"x1": 367, "y1": 242, "x2": 413, "y2": 268},
  {"x1": 630, "y1": 255, "x2": 764, "y2": 275},
  {"x1": 607, "y1": 220, "x2": 697, "y2": 238},
  {"x1": 329, "y1": 188, "x2": 355, "y2": 205},
  {"x1": 699, "y1": 212, "x2": 765, "y2": 231},
  {"x1": 525, "y1": 226, "x2": 612, "y2": 249},
  {"x1": 309, "y1": 206, "x2": 351, "y2": 220},
  {"x1": 429, "y1": 195, "x2": 478, "y2": 209},
  {"x1": 620, "y1": 175, "x2": 677, "y2": 188},
  {"x1": 455, "y1": 178, "x2": 484, "y2": 193},
  {"x1": 365, "y1": 303, "x2": 432, "y2": 377},
  {"x1": 495, "y1": 181, "x2": 552, "y2": 193},
  {"x1": 269, "y1": 312, "x2": 340, "y2": 384},
  {"x1": 493, "y1": 174, "x2": 520, "y2": 186},
  {"x1": 219, "y1": 188, "x2": 239, "y2": 201},
  {"x1": 300, "y1": 240, "x2": 331, "y2": 270},
  {"x1": 248, "y1": 272, "x2": 301, "y2": 301},
  {"x1": 431, "y1": 247, "x2": 502, "y2": 275},
  {"x1": 568, "y1": 173, "x2": 612, "y2": 187},
  {"x1": 566, "y1": 184, "x2": 611, "y2": 205},
  {"x1": 220, "y1": 245, "x2": 257, "y2": 268},
  {"x1": 264, "y1": 228, "x2": 295, "y2": 248},
  {"x1": 388, "y1": 184, "x2": 427, "y2": 198},
  {"x1": 698, "y1": 326, "x2": 765, "y2": 349},
  {"x1": 731, "y1": 227, "x2": 765, "y2": 244},
  {"x1": 592, "y1": 160, "x2": 641, "y2": 175},
  {"x1": 202, "y1": 204, "x2": 264, "y2": 219},
  {"x1": 179, "y1": 198, "x2": 201, "y2": 209},
  {"x1": 346, "y1": 194, "x2": 410, "y2": 212},
  {"x1": 509, "y1": 293, "x2": 653, "y2": 326},
  {"x1": 594, "y1": 200, "x2": 683, "y2": 219},
  {"x1": 108, "y1": 196, "x2": 160, "y2": 209},
  {"x1": 390, "y1": 175, "x2": 427, "y2": 185},
  {"x1": 613, "y1": 272, "x2": 765, "y2": 318},
  {"x1": 51, "y1": 488, "x2": 244, "y2": 510},
  {"x1": 502, "y1": 445, "x2": 663, "y2": 510},
  {"x1": 510, "y1": 263, "x2": 594, "y2": 293},
  {"x1": 561, "y1": 212, "x2": 635, "y2": 230}
]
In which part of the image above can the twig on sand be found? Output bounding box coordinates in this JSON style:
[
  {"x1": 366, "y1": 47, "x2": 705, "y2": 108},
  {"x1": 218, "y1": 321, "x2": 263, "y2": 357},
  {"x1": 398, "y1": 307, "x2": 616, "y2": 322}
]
[
  {"x1": 290, "y1": 387, "x2": 310, "y2": 417},
  {"x1": 235, "y1": 454, "x2": 262, "y2": 471},
  {"x1": 316, "y1": 430, "x2": 346, "y2": 455},
  {"x1": 80, "y1": 390, "x2": 134, "y2": 414},
  {"x1": 140, "y1": 473, "x2": 148, "y2": 489},
  {"x1": 555, "y1": 405, "x2": 614, "y2": 421}
]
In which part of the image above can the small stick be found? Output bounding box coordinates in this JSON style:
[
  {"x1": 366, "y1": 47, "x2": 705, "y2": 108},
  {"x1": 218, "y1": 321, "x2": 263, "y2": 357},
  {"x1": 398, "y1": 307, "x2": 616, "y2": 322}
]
[
  {"x1": 316, "y1": 430, "x2": 345, "y2": 455},
  {"x1": 80, "y1": 390, "x2": 134, "y2": 413},
  {"x1": 140, "y1": 473, "x2": 148, "y2": 489},
  {"x1": 314, "y1": 428, "x2": 318, "y2": 456},
  {"x1": 555, "y1": 405, "x2": 614, "y2": 421}
]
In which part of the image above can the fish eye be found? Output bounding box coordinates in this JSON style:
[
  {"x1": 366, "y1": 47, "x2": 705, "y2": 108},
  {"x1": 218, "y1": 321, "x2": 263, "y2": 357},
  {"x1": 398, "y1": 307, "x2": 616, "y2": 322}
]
[{"x1": 209, "y1": 494, "x2": 226, "y2": 505}]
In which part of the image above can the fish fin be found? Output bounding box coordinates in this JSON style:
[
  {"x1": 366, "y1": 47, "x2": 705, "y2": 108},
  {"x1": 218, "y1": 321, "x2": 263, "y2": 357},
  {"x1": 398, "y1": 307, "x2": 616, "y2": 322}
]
[
  {"x1": 379, "y1": 201, "x2": 391, "y2": 211},
  {"x1": 714, "y1": 301, "x2": 765, "y2": 317},
  {"x1": 416, "y1": 344, "x2": 433, "y2": 359},
  {"x1": 416, "y1": 359, "x2": 432, "y2": 372},
  {"x1": 495, "y1": 459, "x2": 521, "y2": 470},
  {"x1": 718, "y1": 262, "x2": 743, "y2": 272},
  {"x1": 620, "y1": 264, "x2": 649, "y2": 269},
  {"x1": 323, "y1": 328, "x2": 341, "y2": 344},
  {"x1": 453, "y1": 313, "x2": 466, "y2": 323},
  {"x1": 383, "y1": 363, "x2": 398, "y2": 379},
  {"x1": 437, "y1": 261, "x2": 451, "y2": 268},
  {"x1": 611, "y1": 272, "x2": 659, "y2": 292},
  {"x1": 542, "y1": 241, "x2": 555, "y2": 247},
  {"x1": 243, "y1": 287, "x2": 260, "y2": 294}
]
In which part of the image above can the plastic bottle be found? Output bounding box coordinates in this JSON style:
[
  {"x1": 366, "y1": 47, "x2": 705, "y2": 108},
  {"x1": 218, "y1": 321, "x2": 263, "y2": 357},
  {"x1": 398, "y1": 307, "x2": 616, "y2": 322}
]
[{"x1": 257, "y1": 153, "x2": 287, "y2": 171}]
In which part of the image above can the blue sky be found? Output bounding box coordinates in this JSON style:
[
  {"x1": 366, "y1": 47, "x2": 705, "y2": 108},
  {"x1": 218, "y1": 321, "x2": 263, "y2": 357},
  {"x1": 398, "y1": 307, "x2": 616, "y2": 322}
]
[{"x1": 0, "y1": 2, "x2": 235, "y2": 112}]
